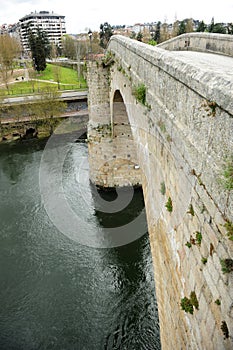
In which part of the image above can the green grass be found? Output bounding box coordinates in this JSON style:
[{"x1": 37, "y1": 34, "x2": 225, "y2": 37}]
[
  {"x1": 37, "y1": 64, "x2": 86, "y2": 85},
  {"x1": 0, "y1": 64, "x2": 87, "y2": 97}
]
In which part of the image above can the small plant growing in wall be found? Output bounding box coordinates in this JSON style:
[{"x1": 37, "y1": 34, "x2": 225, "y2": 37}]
[
  {"x1": 215, "y1": 299, "x2": 221, "y2": 305},
  {"x1": 187, "y1": 204, "x2": 195, "y2": 216},
  {"x1": 201, "y1": 99, "x2": 217, "y2": 117},
  {"x1": 220, "y1": 258, "x2": 233, "y2": 274},
  {"x1": 102, "y1": 50, "x2": 115, "y2": 66},
  {"x1": 165, "y1": 197, "x2": 173, "y2": 212},
  {"x1": 221, "y1": 321, "x2": 229, "y2": 339},
  {"x1": 195, "y1": 231, "x2": 202, "y2": 245},
  {"x1": 181, "y1": 291, "x2": 199, "y2": 315},
  {"x1": 190, "y1": 291, "x2": 199, "y2": 310},
  {"x1": 160, "y1": 181, "x2": 166, "y2": 195},
  {"x1": 207, "y1": 100, "x2": 217, "y2": 116},
  {"x1": 219, "y1": 155, "x2": 233, "y2": 191},
  {"x1": 223, "y1": 220, "x2": 233, "y2": 241},
  {"x1": 201, "y1": 257, "x2": 208, "y2": 264},
  {"x1": 133, "y1": 83, "x2": 146, "y2": 105},
  {"x1": 181, "y1": 297, "x2": 194, "y2": 314}
]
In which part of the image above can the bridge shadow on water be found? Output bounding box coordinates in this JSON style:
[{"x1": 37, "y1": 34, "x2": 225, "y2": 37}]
[{"x1": 90, "y1": 184, "x2": 161, "y2": 350}]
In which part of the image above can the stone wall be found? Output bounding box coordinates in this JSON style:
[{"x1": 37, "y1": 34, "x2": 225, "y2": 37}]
[
  {"x1": 157, "y1": 32, "x2": 233, "y2": 57},
  {"x1": 88, "y1": 35, "x2": 233, "y2": 349},
  {"x1": 87, "y1": 61, "x2": 141, "y2": 187}
]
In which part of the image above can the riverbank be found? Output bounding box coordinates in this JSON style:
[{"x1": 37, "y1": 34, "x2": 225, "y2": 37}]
[{"x1": 0, "y1": 111, "x2": 88, "y2": 143}]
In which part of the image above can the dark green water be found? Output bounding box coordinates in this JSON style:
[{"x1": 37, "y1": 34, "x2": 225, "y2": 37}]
[{"x1": 0, "y1": 136, "x2": 160, "y2": 350}]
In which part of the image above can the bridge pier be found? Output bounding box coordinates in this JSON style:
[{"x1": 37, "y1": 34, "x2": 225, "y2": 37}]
[{"x1": 87, "y1": 61, "x2": 141, "y2": 188}]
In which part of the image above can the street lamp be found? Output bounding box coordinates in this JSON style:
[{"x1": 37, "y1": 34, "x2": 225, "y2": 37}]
[{"x1": 88, "y1": 29, "x2": 92, "y2": 60}]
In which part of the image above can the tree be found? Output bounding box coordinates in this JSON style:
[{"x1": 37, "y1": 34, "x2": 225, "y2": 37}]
[
  {"x1": 154, "y1": 21, "x2": 161, "y2": 43},
  {"x1": 227, "y1": 23, "x2": 233, "y2": 34},
  {"x1": 196, "y1": 20, "x2": 207, "y2": 32},
  {"x1": 208, "y1": 17, "x2": 215, "y2": 33},
  {"x1": 99, "y1": 22, "x2": 113, "y2": 49},
  {"x1": 136, "y1": 31, "x2": 143, "y2": 42},
  {"x1": 186, "y1": 19, "x2": 194, "y2": 33},
  {"x1": 36, "y1": 87, "x2": 66, "y2": 134},
  {"x1": 209, "y1": 22, "x2": 226, "y2": 34},
  {"x1": 0, "y1": 34, "x2": 21, "y2": 93},
  {"x1": 52, "y1": 65, "x2": 62, "y2": 89},
  {"x1": 62, "y1": 35, "x2": 76, "y2": 59},
  {"x1": 160, "y1": 21, "x2": 169, "y2": 42},
  {"x1": 178, "y1": 20, "x2": 186, "y2": 35},
  {"x1": 172, "y1": 19, "x2": 179, "y2": 38},
  {"x1": 28, "y1": 28, "x2": 51, "y2": 72}
]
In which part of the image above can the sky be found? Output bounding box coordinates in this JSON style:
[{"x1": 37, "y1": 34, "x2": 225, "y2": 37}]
[{"x1": 1, "y1": 0, "x2": 233, "y2": 34}]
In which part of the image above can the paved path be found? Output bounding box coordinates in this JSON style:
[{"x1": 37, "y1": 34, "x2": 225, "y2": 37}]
[
  {"x1": 174, "y1": 51, "x2": 233, "y2": 81},
  {"x1": 1, "y1": 90, "x2": 88, "y2": 104}
]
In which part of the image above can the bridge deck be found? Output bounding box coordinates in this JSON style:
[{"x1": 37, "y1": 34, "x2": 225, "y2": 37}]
[{"x1": 173, "y1": 51, "x2": 233, "y2": 81}]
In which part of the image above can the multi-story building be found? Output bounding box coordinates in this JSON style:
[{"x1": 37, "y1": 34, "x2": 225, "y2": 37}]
[{"x1": 19, "y1": 11, "x2": 66, "y2": 53}]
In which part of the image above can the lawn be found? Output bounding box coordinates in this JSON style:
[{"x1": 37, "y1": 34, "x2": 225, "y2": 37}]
[
  {"x1": 37, "y1": 64, "x2": 86, "y2": 85},
  {"x1": 0, "y1": 64, "x2": 87, "y2": 97}
]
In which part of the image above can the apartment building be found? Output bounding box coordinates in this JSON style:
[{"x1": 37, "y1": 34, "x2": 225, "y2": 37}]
[{"x1": 19, "y1": 11, "x2": 66, "y2": 52}]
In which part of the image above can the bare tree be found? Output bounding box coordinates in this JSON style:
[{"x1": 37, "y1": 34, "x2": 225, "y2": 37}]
[
  {"x1": 0, "y1": 34, "x2": 21, "y2": 93},
  {"x1": 160, "y1": 20, "x2": 170, "y2": 43},
  {"x1": 172, "y1": 16, "x2": 179, "y2": 38},
  {"x1": 52, "y1": 65, "x2": 62, "y2": 89},
  {"x1": 36, "y1": 87, "x2": 67, "y2": 134},
  {"x1": 186, "y1": 19, "x2": 194, "y2": 33}
]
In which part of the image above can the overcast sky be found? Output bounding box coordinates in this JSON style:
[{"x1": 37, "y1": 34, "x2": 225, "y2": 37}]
[{"x1": 1, "y1": 0, "x2": 233, "y2": 33}]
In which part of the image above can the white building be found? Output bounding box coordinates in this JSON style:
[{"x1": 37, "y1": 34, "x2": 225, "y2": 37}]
[{"x1": 19, "y1": 11, "x2": 66, "y2": 52}]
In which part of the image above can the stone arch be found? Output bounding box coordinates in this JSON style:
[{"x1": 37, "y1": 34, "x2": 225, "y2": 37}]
[{"x1": 112, "y1": 89, "x2": 134, "y2": 140}]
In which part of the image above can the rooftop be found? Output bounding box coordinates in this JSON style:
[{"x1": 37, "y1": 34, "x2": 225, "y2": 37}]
[{"x1": 19, "y1": 11, "x2": 65, "y2": 22}]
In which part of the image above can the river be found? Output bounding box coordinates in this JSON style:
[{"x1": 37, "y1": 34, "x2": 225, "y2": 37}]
[{"x1": 0, "y1": 132, "x2": 161, "y2": 350}]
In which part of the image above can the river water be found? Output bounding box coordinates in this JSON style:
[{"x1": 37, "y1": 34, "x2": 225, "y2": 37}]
[{"x1": 0, "y1": 132, "x2": 160, "y2": 349}]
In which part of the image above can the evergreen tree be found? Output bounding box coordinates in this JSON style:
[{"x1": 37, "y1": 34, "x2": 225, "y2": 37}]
[
  {"x1": 227, "y1": 23, "x2": 233, "y2": 34},
  {"x1": 99, "y1": 22, "x2": 113, "y2": 49},
  {"x1": 154, "y1": 21, "x2": 161, "y2": 43},
  {"x1": 196, "y1": 20, "x2": 207, "y2": 32},
  {"x1": 208, "y1": 17, "x2": 215, "y2": 32},
  {"x1": 178, "y1": 20, "x2": 186, "y2": 35},
  {"x1": 136, "y1": 31, "x2": 143, "y2": 42},
  {"x1": 28, "y1": 28, "x2": 51, "y2": 72}
]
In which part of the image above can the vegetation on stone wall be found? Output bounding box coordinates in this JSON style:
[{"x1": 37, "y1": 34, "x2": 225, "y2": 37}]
[
  {"x1": 223, "y1": 220, "x2": 233, "y2": 241},
  {"x1": 221, "y1": 321, "x2": 229, "y2": 339},
  {"x1": 165, "y1": 196, "x2": 173, "y2": 212},
  {"x1": 201, "y1": 257, "x2": 208, "y2": 264},
  {"x1": 187, "y1": 203, "x2": 195, "y2": 216},
  {"x1": 220, "y1": 156, "x2": 233, "y2": 191},
  {"x1": 181, "y1": 291, "x2": 199, "y2": 314},
  {"x1": 220, "y1": 259, "x2": 233, "y2": 274},
  {"x1": 195, "y1": 231, "x2": 202, "y2": 245},
  {"x1": 160, "y1": 181, "x2": 166, "y2": 195},
  {"x1": 132, "y1": 84, "x2": 146, "y2": 105},
  {"x1": 185, "y1": 232, "x2": 202, "y2": 248}
]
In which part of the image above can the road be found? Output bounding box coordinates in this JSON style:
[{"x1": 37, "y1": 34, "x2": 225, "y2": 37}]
[
  {"x1": 1, "y1": 90, "x2": 88, "y2": 105},
  {"x1": 1, "y1": 108, "x2": 88, "y2": 125}
]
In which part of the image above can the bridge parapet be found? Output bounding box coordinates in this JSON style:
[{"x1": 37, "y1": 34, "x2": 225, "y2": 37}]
[{"x1": 157, "y1": 32, "x2": 233, "y2": 57}]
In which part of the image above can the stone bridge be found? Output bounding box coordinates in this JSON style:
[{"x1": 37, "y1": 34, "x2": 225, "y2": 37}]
[{"x1": 87, "y1": 33, "x2": 233, "y2": 349}]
